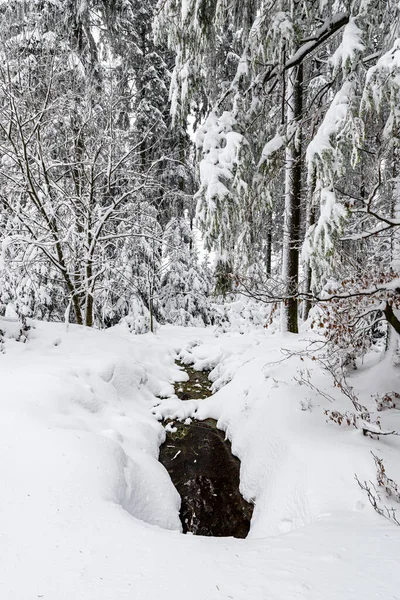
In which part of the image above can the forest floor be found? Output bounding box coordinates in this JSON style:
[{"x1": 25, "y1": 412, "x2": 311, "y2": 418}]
[{"x1": 0, "y1": 316, "x2": 399, "y2": 599}]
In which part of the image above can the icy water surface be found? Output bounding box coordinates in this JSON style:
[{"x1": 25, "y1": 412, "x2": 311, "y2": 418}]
[{"x1": 159, "y1": 361, "x2": 253, "y2": 538}]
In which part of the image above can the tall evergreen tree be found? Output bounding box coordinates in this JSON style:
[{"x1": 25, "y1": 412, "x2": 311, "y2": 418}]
[
  {"x1": 160, "y1": 216, "x2": 212, "y2": 325},
  {"x1": 156, "y1": 0, "x2": 400, "y2": 339}
]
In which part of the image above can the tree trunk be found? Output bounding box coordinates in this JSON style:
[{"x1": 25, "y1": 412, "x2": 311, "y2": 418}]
[
  {"x1": 265, "y1": 230, "x2": 272, "y2": 278},
  {"x1": 85, "y1": 293, "x2": 94, "y2": 327},
  {"x1": 72, "y1": 293, "x2": 83, "y2": 325},
  {"x1": 302, "y1": 260, "x2": 313, "y2": 321},
  {"x1": 391, "y1": 145, "x2": 400, "y2": 272},
  {"x1": 150, "y1": 299, "x2": 154, "y2": 333},
  {"x1": 384, "y1": 303, "x2": 400, "y2": 336},
  {"x1": 149, "y1": 259, "x2": 155, "y2": 333},
  {"x1": 302, "y1": 171, "x2": 316, "y2": 321},
  {"x1": 385, "y1": 146, "x2": 400, "y2": 355},
  {"x1": 281, "y1": 62, "x2": 303, "y2": 333},
  {"x1": 149, "y1": 285, "x2": 154, "y2": 333}
]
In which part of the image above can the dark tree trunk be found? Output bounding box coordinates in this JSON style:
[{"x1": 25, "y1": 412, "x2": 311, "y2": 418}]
[
  {"x1": 266, "y1": 231, "x2": 272, "y2": 278},
  {"x1": 384, "y1": 303, "x2": 400, "y2": 336},
  {"x1": 282, "y1": 62, "x2": 303, "y2": 333},
  {"x1": 302, "y1": 172, "x2": 316, "y2": 321}
]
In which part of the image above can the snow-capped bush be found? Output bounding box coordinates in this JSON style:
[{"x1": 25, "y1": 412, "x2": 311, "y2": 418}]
[
  {"x1": 210, "y1": 298, "x2": 274, "y2": 334},
  {"x1": 120, "y1": 298, "x2": 158, "y2": 335}
]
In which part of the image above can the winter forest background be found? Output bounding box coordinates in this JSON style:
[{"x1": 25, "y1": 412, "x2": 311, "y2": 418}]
[
  {"x1": 0, "y1": 0, "x2": 399, "y2": 352},
  {"x1": 1, "y1": 3, "x2": 400, "y2": 596}
]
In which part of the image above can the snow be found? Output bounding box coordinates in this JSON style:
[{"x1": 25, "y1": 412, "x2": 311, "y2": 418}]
[
  {"x1": 0, "y1": 236, "x2": 14, "y2": 270},
  {"x1": 302, "y1": 186, "x2": 347, "y2": 264},
  {"x1": 330, "y1": 17, "x2": 365, "y2": 74},
  {"x1": 365, "y1": 38, "x2": 400, "y2": 94},
  {"x1": 0, "y1": 317, "x2": 399, "y2": 599},
  {"x1": 303, "y1": 76, "x2": 359, "y2": 284},
  {"x1": 197, "y1": 130, "x2": 242, "y2": 200},
  {"x1": 285, "y1": 13, "x2": 349, "y2": 70},
  {"x1": 195, "y1": 110, "x2": 248, "y2": 251},
  {"x1": 362, "y1": 38, "x2": 400, "y2": 139},
  {"x1": 306, "y1": 79, "x2": 355, "y2": 174},
  {"x1": 257, "y1": 133, "x2": 284, "y2": 167}
]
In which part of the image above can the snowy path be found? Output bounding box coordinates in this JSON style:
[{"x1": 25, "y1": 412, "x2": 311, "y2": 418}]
[{"x1": 0, "y1": 319, "x2": 399, "y2": 599}]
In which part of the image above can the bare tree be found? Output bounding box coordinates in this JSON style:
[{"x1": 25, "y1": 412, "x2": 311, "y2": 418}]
[{"x1": 0, "y1": 45, "x2": 165, "y2": 326}]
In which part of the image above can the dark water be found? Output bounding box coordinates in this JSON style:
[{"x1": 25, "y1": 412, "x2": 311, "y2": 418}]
[
  {"x1": 158, "y1": 361, "x2": 253, "y2": 538},
  {"x1": 173, "y1": 361, "x2": 213, "y2": 400}
]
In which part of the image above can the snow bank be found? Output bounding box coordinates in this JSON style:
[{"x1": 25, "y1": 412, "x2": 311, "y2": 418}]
[
  {"x1": 154, "y1": 328, "x2": 400, "y2": 581},
  {"x1": 0, "y1": 318, "x2": 183, "y2": 560},
  {"x1": 0, "y1": 319, "x2": 399, "y2": 599}
]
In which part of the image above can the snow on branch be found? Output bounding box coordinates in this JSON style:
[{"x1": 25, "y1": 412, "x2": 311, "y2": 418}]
[
  {"x1": 285, "y1": 13, "x2": 350, "y2": 70},
  {"x1": 257, "y1": 133, "x2": 284, "y2": 168},
  {"x1": 216, "y1": 12, "x2": 349, "y2": 112},
  {"x1": 303, "y1": 77, "x2": 363, "y2": 286},
  {"x1": 330, "y1": 17, "x2": 365, "y2": 75},
  {"x1": 302, "y1": 187, "x2": 348, "y2": 286},
  {"x1": 306, "y1": 79, "x2": 356, "y2": 178},
  {"x1": 362, "y1": 39, "x2": 400, "y2": 139},
  {"x1": 195, "y1": 111, "x2": 248, "y2": 252}
]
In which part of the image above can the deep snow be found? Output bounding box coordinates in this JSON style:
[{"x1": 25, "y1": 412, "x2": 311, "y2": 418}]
[{"x1": 0, "y1": 317, "x2": 399, "y2": 599}]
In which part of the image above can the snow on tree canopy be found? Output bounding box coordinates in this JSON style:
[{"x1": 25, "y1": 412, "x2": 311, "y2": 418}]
[
  {"x1": 195, "y1": 111, "x2": 248, "y2": 253},
  {"x1": 330, "y1": 17, "x2": 365, "y2": 76},
  {"x1": 258, "y1": 133, "x2": 284, "y2": 168},
  {"x1": 306, "y1": 79, "x2": 357, "y2": 182},
  {"x1": 303, "y1": 78, "x2": 362, "y2": 287},
  {"x1": 302, "y1": 187, "x2": 347, "y2": 287},
  {"x1": 362, "y1": 39, "x2": 400, "y2": 139},
  {"x1": 160, "y1": 217, "x2": 212, "y2": 326}
]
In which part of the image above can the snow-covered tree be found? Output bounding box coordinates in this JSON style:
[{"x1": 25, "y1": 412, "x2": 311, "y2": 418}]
[
  {"x1": 160, "y1": 217, "x2": 212, "y2": 325},
  {"x1": 0, "y1": 0, "x2": 183, "y2": 329},
  {"x1": 156, "y1": 0, "x2": 353, "y2": 332},
  {"x1": 302, "y1": 1, "x2": 400, "y2": 348}
]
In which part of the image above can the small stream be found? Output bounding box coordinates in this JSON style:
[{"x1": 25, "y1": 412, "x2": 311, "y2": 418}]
[{"x1": 159, "y1": 361, "x2": 253, "y2": 538}]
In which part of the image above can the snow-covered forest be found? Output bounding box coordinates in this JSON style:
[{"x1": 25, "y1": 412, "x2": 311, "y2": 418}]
[{"x1": 0, "y1": 1, "x2": 400, "y2": 598}]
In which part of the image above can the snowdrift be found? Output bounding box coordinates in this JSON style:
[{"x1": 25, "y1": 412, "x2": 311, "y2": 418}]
[{"x1": 0, "y1": 318, "x2": 399, "y2": 599}]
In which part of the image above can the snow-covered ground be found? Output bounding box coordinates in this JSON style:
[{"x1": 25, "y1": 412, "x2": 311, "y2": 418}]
[{"x1": 0, "y1": 317, "x2": 399, "y2": 599}]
